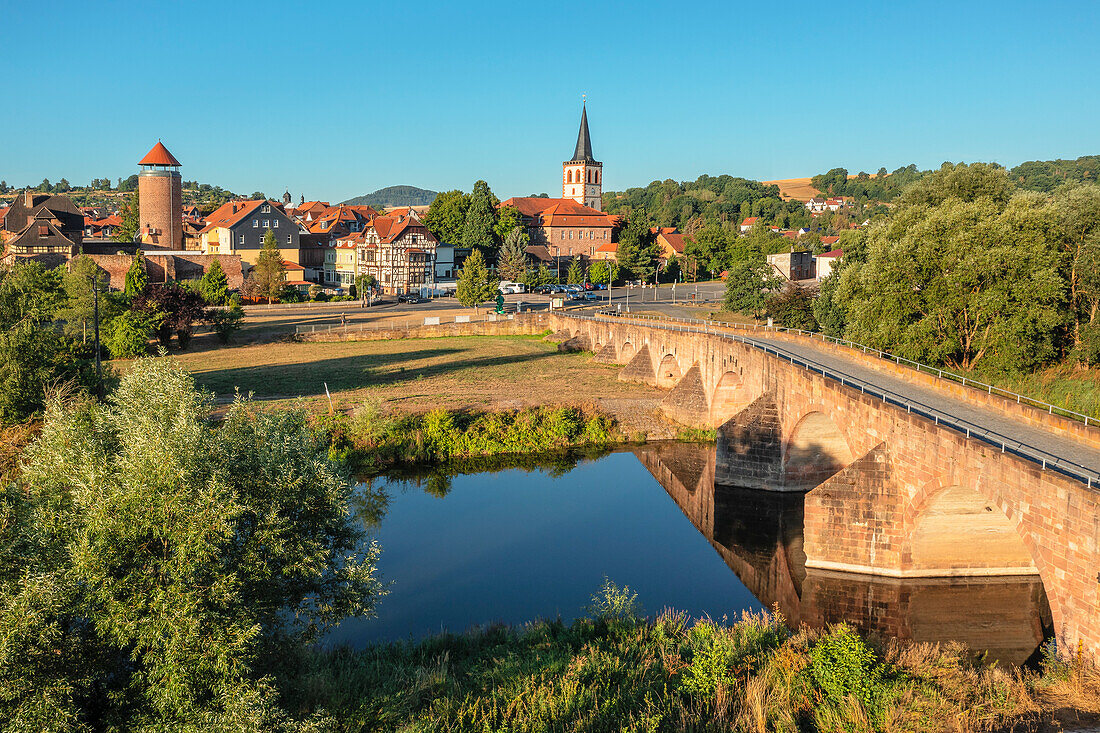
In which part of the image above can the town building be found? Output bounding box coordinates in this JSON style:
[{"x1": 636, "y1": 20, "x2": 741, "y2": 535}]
[
  {"x1": 562, "y1": 104, "x2": 603, "y2": 210},
  {"x1": 340, "y1": 210, "x2": 438, "y2": 295},
  {"x1": 198, "y1": 199, "x2": 300, "y2": 267},
  {"x1": 814, "y1": 248, "x2": 843, "y2": 279},
  {"x1": 1, "y1": 191, "x2": 84, "y2": 260},
  {"x1": 137, "y1": 142, "x2": 183, "y2": 249},
  {"x1": 767, "y1": 250, "x2": 815, "y2": 282},
  {"x1": 499, "y1": 197, "x2": 616, "y2": 264},
  {"x1": 740, "y1": 216, "x2": 759, "y2": 233}
]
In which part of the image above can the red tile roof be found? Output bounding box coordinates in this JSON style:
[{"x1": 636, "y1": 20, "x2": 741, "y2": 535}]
[
  {"x1": 199, "y1": 200, "x2": 268, "y2": 233},
  {"x1": 499, "y1": 197, "x2": 615, "y2": 227},
  {"x1": 821, "y1": 236, "x2": 840, "y2": 245},
  {"x1": 741, "y1": 217, "x2": 758, "y2": 226},
  {"x1": 139, "y1": 142, "x2": 181, "y2": 166},
  {"x1": 657, "y1": 232, "x2": 686, "y2": 254},
  {"x1": 818, "y1": 248, "x2": 844, "y2": 258},
  {"x1": 596, "y1": 242, "x2": 618, "y2": 252}
]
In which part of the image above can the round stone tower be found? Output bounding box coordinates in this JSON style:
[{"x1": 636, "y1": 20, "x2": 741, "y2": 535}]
[{"x1": 138, "y1": 142, "x2": 182, "y2": 249}]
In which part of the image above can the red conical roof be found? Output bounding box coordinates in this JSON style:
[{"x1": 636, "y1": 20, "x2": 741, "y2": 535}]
[{"x1": 139, "y1": 142, "x2": 181, "y2": 166}]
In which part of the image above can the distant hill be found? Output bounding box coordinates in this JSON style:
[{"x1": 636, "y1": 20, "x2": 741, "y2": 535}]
[{"x1": 341, "y1": 185, "x2": 437, "y2": 208}]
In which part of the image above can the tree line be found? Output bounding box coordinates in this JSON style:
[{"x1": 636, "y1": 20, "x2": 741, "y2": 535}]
[{"x1": 724, "y1": 162, "x2": 1100, "y2": 376}]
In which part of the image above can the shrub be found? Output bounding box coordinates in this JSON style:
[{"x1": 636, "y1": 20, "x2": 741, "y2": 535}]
[
  {"x1": 209, "y1": 305, "x2": 244, "y2": 344},
  {"x1": 103, "y1": 308, "x2": 162, "y2": 358},
  {"x1": 585, "y1": 577, "x2": 640, "y2": 622},
  {"x1": 809, "y1": 624, "x2": 893, "y2": 721},
  {"x1": 681, "y1": 611, "x2": 788, "y2": 700}
]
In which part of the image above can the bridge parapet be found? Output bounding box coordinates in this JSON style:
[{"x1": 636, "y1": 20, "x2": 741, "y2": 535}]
[{"x1": 550, "y1": 311, "x2": 1100, "y2": 661}]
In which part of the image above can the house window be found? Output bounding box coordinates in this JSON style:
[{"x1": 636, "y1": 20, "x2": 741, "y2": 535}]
[
  {"x1": 263, "y1": 220, "x2": 269, "y2": 228},
  {"x1": 287, "y1": 235, "x2": 293, "y2": 245},
  {"x1": 262, "y1": 204, "x2": 270, "y2": 213},
  {"x1": 569, "y1": 231, "x2": 573, "y2": 239},
  {"x1": 273, "y1": 219, "x2": 279, "y2": 228},
  {"x1": 239, "y1": 234, "x2": 245, "y2": 244},
  {"x1": 253, "y1": 219, "x2": 258, "y2": 227}
]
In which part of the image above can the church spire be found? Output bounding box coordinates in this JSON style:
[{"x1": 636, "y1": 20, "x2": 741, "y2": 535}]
[{"x1": 570, "y1": 103, "x2": 596, "y2": 164}]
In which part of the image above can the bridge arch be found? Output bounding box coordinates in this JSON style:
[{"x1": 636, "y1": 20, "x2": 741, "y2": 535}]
[
  {"x1": 909, "y1": 484, "x2": 1038, "y2": 574},
  {"x1": 656, "y1": 354, "x2": 683, "y2": 389},
  {"x1": 619, "y1": 341, "x2": 637, "y2": 363},
  {"x1": 709, "y1": 371, "x2": 753, "y2": 426},
  {"x1": 783, "y1": 410, "x2": 854, "y2": 488}
]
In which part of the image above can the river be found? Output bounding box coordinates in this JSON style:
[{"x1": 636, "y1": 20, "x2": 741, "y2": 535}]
[{"x1": 330, "y1": 442, "x2": 1051, "y2": 665}]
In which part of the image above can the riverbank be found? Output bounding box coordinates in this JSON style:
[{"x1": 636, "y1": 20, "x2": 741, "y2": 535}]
[
  {"x1": 133, "y1": 334, "x2": 688, "y2": 439},
  {"x1": 318, "y1": 402, "x2": 714, "y2": 476},
  {"x1": 282, "y1": 585, "x2": 1100, "y2": 732}
]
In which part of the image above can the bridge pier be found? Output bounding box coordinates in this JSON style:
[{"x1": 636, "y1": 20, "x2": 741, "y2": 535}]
[{"x1": 549, "y1": 313, "x2": 1100, "y2": 661}]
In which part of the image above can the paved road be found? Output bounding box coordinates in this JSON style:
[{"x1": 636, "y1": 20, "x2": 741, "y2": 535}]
[{"x1": 737, "y1": 331, "x2": 1100, "y2": 483}]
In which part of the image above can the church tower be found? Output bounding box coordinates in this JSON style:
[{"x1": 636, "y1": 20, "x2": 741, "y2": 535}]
[{"x1": 562, "y1": 103, "x2": 602, "y2": 210}]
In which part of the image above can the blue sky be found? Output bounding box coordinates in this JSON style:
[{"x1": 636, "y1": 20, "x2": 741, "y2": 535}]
[{"x1": 2, "y1": 1, "x2": 1098, "y2": 203}]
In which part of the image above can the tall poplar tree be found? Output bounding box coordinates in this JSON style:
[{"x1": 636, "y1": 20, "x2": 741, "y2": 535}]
[
  {"x1": 461, "y1": 180, "x2": 500, "y2": 254},
  {"x1": 123, "y1": 255, "x2": 147, "y2": 299},
  {"x1": 455, "y1": 249, "x2": 498, "y2": 313},
  {"x1": 251, "y1": 229, "x2": 286, "y2": 304},
  {"x1": 497, "y1": 227, "x2": 529, "y2": 282}
]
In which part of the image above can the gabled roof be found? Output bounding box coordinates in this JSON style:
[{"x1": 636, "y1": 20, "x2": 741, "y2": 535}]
[
  {"x1": 139, "y1": 142, "x2": 181, "y2": 166},
  {"x1": 498, "y1": 197, "x2": 615, "y2": 227},
  {"x1": 657, "y1": 232, "x2": 685, "y2": 254},
  {"x1": 741, "y1": 217, "x2": 758, "y2": 226},
  {"x1": 821, "y1": 236, "x2": 840, "y2": 245},
  {"x1": 818, "y1": 248, "x2": 844, "y2": 258},
  {"x1": 199, "y1": 200, "x2": 271, "y2": 233}
]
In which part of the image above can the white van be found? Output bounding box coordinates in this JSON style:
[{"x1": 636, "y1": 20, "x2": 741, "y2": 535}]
[{"x1": 498, "y1": 281, "x2": 527, "y2": 294}]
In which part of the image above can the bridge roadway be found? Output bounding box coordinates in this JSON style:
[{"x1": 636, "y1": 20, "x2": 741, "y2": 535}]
[{"x1": 740, "y1": 332, "x2": 1100, "y2": 484}]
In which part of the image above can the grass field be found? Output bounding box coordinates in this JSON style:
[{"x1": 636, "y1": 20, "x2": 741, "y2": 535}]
[{"x1": 129, "y1": 335, "x2": 679, "y2": 437}]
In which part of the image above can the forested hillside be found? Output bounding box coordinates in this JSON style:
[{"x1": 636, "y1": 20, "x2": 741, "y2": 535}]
[{"x1": 341, "y1": 185, "x2": 438, "y2": 208}]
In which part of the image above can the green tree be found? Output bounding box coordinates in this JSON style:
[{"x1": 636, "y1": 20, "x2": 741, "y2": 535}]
[
  {"x1": 494, "y1": 205, "x2": 524, "y2": 243},
  {"x1": 115, "y1": 190, "x2": 140, "y2": 242},
  {"x1": 252, "y1": 229, "x2": 287, "y2": 304},
  {"x1": 208, "y1": 305, "x2": 244, "y2": 344},
  {"x1": 615, "y1": 217, "x2": 660, "y2": 280},
  {"x1": 423, "y1": 190, "x2": 470, "y2": 244},
  {"x1": 766, "y1": 283, "x2": 817, "y2": 330},
  {"x1": 455, "y1": 249, "x2": 498, "y2": 313},
  {"x1": 124, "y1": 255, "x2": 147, "y2": 299},
  {"x1": 57, "y1": 256, "x2": 118, "y2": 341},
  {"x1": 535, "y1": 263, "x2": 557, "y2": 286},
  {"x1": 566, "y1": 256, "x2": 585, "y2": 285},
  {"x1": 199, "y1": 259, "x2": 230, "y2": 305},
  {"x1": 1052, "y1": 185, "x2": 1100, "y2": 364},
  {"x1": 103, "y1": 308, "x2": 162, "y2": 358},
  {"x1": 0, "y1": 358, "x2": 382, "y2": 729},
  {"x1": 0, "y1": 262, "x2": 96, "y2": 424},
  {"x1": 461, "y1": 180, "x2": 500, "y2": 254},
  {"x1": 355, "y1": 273, "x2": 378, "y2": 305},
  {"x1": 844, "y1": 165, "x2": 1064, "y2": 373},
  {"x1": 588, "y1": 260, "x2": 619, "y2": 286},
  {"x1": 723, "y1": 252, "x2": 776, "y2": 318},
  {"x1": 497, "y1": 227, "x2": 529, "y2": 282}
]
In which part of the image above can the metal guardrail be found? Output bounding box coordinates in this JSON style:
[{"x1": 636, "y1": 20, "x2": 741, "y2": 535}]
[
  {"x1": 592, "y1": 310, "x2": 1099, "y2": 428},
  {"x1": 565, "y1": 311, "x2": 1100, "y2": 490}
]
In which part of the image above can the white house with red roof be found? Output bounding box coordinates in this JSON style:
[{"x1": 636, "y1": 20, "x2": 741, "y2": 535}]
[
  {"x1": 740, "y1": 216, "x2": 759, "y2": 233},
  {"x1": 814, "y1": 248, "x2": 844, "y2": 279}
]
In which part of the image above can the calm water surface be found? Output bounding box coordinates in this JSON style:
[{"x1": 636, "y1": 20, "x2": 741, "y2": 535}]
[{"x1": 330, "y1": 443, "x2": 1051, "y2": 664}]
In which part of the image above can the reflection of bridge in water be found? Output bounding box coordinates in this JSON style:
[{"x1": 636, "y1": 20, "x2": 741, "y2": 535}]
[{"x1": 633, "y1": 442, "x2": 1052, "y2": 664}]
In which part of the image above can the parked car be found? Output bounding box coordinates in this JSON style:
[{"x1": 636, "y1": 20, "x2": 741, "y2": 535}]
[
  {"x1": 583, "y1": 291, "x2": 603, "y2": 301},
  {"x1": 534, "y1": 284, "x2": 554, "y2": 294},
  {"x1": 397, "y1": 294, "x2": 423, "y2": 304},
  {"x1": 583, "y1": 282, "x2": 595, "y2": 291},
  {"x1": 593, "y1": 283, "x2": 607, "y2": 290}
]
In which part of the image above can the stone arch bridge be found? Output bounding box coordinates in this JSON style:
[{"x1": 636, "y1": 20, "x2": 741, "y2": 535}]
[{"x1": 546, "y1": 312, "x2": 1100, "y2": 660}]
